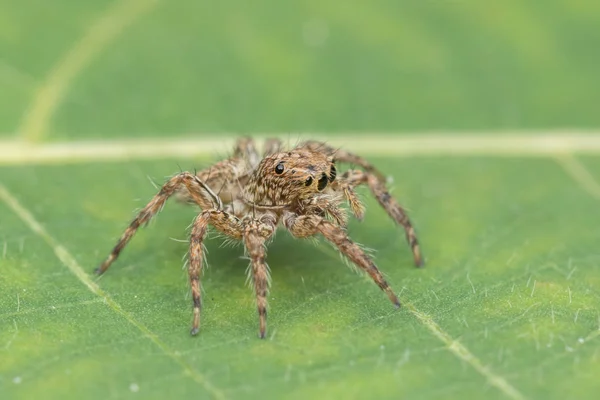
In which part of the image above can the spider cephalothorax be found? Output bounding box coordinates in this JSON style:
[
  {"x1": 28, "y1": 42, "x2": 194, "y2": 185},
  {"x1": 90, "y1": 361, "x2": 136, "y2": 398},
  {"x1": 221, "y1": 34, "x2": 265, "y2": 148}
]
[
  {"x1": 95, "y1": 137, "x2": 423, "y2": 338},
  {"x1": 245, "y1": 148, "x2": 337, "y2": 206}
]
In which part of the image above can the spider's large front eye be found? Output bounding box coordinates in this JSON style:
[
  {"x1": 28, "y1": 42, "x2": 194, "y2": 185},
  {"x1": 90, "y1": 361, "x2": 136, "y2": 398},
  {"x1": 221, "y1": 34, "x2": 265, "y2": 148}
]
[
  {"x1": 329, "y1": 164, "x2": 337, "y2": 182},
  {"x1": 275, "y1": 162, "x2": 285, "y2": 174},
  {"x1": 317, "y1": 173, "x2": 328, "y2": 191},
  {"x1": 304, "y1": 176, "x2": 313, "y2": 186}
]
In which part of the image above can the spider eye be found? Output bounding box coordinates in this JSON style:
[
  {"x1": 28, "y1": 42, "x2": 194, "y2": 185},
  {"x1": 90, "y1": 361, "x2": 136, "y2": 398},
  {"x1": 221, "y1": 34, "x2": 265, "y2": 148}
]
[
  {"x1": 304, "y1": 176, "x2": 313, "y2": 186},
  {"x1": 275, "y1": 162, "x2": 285, "y2": 174},
  {"x1": 329, "y1": 164, "x2": 337, "y2": 182},
  {"x1": 317, "y1": 173, "x2": 328, "y2": 191}
]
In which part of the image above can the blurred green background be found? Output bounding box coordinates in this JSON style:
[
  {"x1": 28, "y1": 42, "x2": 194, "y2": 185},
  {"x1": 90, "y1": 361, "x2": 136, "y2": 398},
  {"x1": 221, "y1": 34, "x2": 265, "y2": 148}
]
[
  {"x1": 2, "y1": 2, "x2": 600, "y2": 400},
  {"x1": 1, "y1": 0, "x2": 599, "y2": 141}
]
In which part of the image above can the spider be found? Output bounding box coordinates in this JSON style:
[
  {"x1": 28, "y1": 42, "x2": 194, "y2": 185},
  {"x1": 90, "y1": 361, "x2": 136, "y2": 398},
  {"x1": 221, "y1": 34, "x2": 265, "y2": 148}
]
[{"x1": 95, "y1": 137, "x2": 423, "y2": 338}]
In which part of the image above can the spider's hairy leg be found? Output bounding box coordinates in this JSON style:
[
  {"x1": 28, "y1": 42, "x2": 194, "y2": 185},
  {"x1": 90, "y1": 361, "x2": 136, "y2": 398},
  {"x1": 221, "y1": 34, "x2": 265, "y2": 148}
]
[
  {"x1": 233, "y1": 136, "x2": 260, "y2": 168},
  {"x1": 189, "y1": 210, "x2": 243, "y2": 336},
  {"x1": 299, "y1": 140, "x2": 386, "y2": 181},
  {"x1": 331, "y1": 179, "x2": 365, "y2": 221},
  {"x1": 344, "y1": 169, "x2": 423, "y2": 267},
  {"x1": 262, "y1": 138, "x2": 283, "y2": 156},
  {"x1": 243, "y1": 216, "x2": 276, "y2": 339},
  {"x1": 305, "y1": 193, "x2": 348, "y2": 228},
  {"x1": 95, "y1": 172, "x2": 216, "y2": 275},
  {"x1": 175, "y1": 159, "x2": 236, "y2": 205},
  {"x1": 284, "y1": 214, "x2": 400, "y2": 307}
]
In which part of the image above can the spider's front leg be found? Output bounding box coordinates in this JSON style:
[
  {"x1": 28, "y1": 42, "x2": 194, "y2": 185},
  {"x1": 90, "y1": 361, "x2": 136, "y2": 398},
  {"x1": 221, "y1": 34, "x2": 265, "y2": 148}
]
[
  {"x1": 242, "y1": 216, "x2": 276, "y2": 339},
  {"x1": 233, "y1": 136, "x2": 261, "y2": 168},
  {"x1": 303, "y1": 192, "x2": 348, "y2": 228},
  {"x1": 341, "y1": 169, "x2": 423, "y2": 267},
  {"x1": 262, "y1": 138, "x2": 283, "y2": 156},
  {"x1": 189, "y1": 210, "x2": 243, "y2": 335},
  {"x1": 299, "y1": 140, "x2": 386, "y2": 181},
  {"x1": 96, "y1": 172, "x2": 219, "y2": 275},
  {"x1": 284, "y1": 213, "x2": 401, "y2": 307},
  {"x1": 299, "y1": 140, "x2": 423, "y2": 266},
  {"x1": 177, "y1": 137, "x2": 259, "y2": 206}
]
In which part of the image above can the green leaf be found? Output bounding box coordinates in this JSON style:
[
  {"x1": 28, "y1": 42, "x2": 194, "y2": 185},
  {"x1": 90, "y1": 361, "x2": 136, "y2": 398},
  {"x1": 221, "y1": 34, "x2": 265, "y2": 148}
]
[
  {"x1": 2, "y1": 1, "x2": 600, "y2": 399},
  {"x1": 2, "y1": 156, "x2": 599, "y2": 399}
]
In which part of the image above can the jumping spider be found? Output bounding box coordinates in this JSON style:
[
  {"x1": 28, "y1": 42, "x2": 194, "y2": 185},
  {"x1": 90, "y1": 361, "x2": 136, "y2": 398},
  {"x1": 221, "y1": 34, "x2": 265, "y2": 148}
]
[{"x1": 95, "y1": 137, "x2": 423, "y2": 338}]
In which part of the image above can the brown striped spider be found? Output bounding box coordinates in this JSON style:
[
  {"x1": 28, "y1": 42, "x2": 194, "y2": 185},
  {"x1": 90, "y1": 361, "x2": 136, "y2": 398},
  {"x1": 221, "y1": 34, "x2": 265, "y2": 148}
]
[{"x1": 95, "y1": 137, "x2": 423, "y2": 338}]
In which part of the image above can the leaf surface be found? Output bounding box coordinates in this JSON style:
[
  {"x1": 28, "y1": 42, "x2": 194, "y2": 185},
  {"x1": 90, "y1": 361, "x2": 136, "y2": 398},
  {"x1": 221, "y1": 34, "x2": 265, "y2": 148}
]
[{"x1": 1, "y1": 1, "x2": 600, "y2": 399}]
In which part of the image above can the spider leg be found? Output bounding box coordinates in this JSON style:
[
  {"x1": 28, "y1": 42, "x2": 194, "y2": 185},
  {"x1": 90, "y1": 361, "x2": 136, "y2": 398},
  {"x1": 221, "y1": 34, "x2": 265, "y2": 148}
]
[
  {"x1": 303, "y1": 193, "x2": 348, "y2": 228},
  {"x1": 243, "y1": 217, "x2": 276, "y2": 339},
  {"x1": 178, "y1": 137, "x2": 256, "y2": 205},
  {"x1": 174, "y1": 138, "x2": 257, "y2": 206},
  {"x1": 174, "y1": 158, "x2": 242, "y2": 206},
  {"x1": 263, "y1": 138, "x2": 283, "y2": 156},
  {"x1": 233, "y1": 136, "x2": 260, "y2": 168},
  {"x1": 284, "y1": 213, "x2": 400, "y2": 307},
  {"x1": 342, "y1": 169, "x2": 423, "y2": 267},
  {"x1": 95, "y1": 172, "x2": 218, "y2": 275},
  {"x1": 189, "y1": 210, "x2": 243, "y2": 335},
  {"x1": 299, "y1": 140, "x2": 386, "y2": 181},
  {"x1": 300, "y1": 141, "x2": 422, "y2": 266},
  {"x1": 330, "y1": 178, "x2": 365, "y2": 221}
]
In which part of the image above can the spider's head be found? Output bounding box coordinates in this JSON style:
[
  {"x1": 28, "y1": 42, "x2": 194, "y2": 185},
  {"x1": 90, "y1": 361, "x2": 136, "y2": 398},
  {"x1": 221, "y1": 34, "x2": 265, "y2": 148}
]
[{"x1": 250, "y1": 149, "x2": 337, "y2": 205}]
